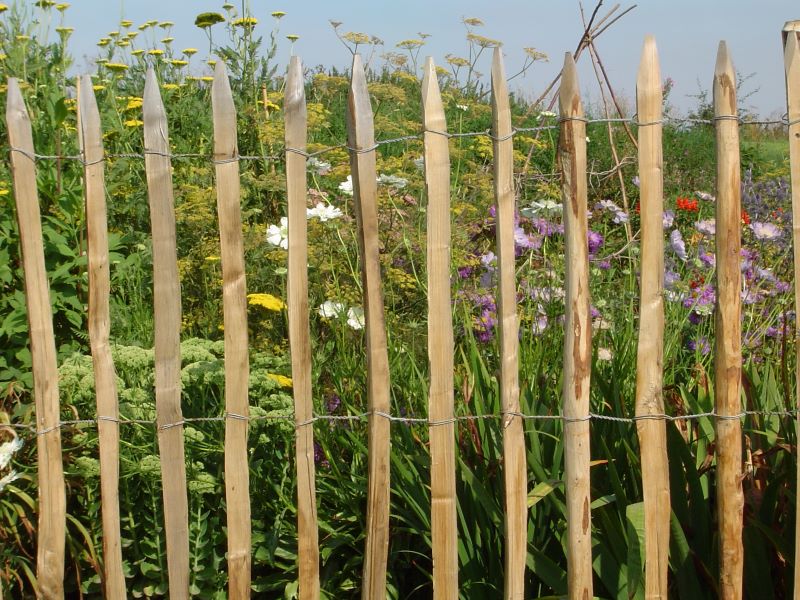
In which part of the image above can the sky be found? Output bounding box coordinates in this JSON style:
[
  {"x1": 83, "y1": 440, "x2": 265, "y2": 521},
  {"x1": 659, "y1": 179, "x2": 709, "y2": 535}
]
[{"x1": 40, "y1": 0, "x2": 800, "y2": 118}]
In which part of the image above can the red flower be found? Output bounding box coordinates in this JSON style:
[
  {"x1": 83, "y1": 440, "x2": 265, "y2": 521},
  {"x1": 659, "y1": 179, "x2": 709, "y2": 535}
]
[
  {"x1": 676, "y1": 196, "x2": 699, "y2": 212},
  {"x1": 741, "y1": 210, "x2": 750, "y2": 225}
]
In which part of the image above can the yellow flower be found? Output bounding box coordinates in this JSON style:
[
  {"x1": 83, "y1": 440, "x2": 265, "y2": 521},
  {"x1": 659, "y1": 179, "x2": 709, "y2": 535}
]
[
  {"x1": 159, "y1": 21, "x2": 173, "y2": 28},
  {"x1": 0, "y1": 4, "x2": 7, "y2": 12},
  {"x1": 93, "y1": 85, "x2": 106, "y2": 91},
  {"x1": 232, "y1": 17, "x2": 258, "y2": 28},
  {"x1": 247, "y1": 293, "x2": 285, "y2": 311},
  {"x1": 286, "y1": 34, "x2": 299, "y2": 42},
  {"x1": 120, "y1": 19, "x2": 132, "y2": 27},
  {"x1": 204, "y1": 255, "x2": 220, "y2": 262},
  {"x1": 170, "y1": 59, "x2": 188, "y2": 67},
  {"x1": 199, "y1": 76, "x2": 214, "y2": 82},
  {"x1": 127, "y1": 31, "x2": 139, "y2": 39},
  {"x1": 0, "y1": 190, "x2": 9, "y2": 196},
  {"x1": 97, "y1": 38, "x2": 110, "y2": 47},
  {"x1": 182, "y1": 48, "x2": 198, "y2": 56},
  {"x1": 55, "y1": 2, "x2": 69, "y2": 11},
  {"x1": 162, "y1": 83, "x2": 179, "y2": 90},
  {"x1": 35, "y1": 0, "x2": 55, "y2": 8},
  {"x1": 271, "y1": 11, "x2": 286, "y2": 18},
  {"x1": 207, "y1": 59, "x2": 216, "y2": 67},
  {"x1": 131, "y1": 49, "x2": 144, "y2": 56},
  {"x1": 109, "y1": 30, "x2": 120, "y2": 37},
  {"x1": 0, "y1": 54, "x2": 6, "y2": 61},
  {"x1": 147, "y1": 49, "x2": 163, "y2": 56},
  {"x1": 124, "y1": 119, "x2": 143, "y2": 127},
  {"x1": 16, "y1": 35, "x2": 30, "y2": 42},
  {"x1": 125, "y1": 97, "x2": 143, "y2": 110},
  {"x1": 161, "y1": 37, "x2": 174, "y2": 44},
  {"x1": 117, "y1": 40, "x2": 130, "y2": 47},
  {"x1": 266, "y1": 373, "x2": 293, "y2": 388},
  {"x1": 105, "y1": 62, "x2": 129, "y2": 72}
]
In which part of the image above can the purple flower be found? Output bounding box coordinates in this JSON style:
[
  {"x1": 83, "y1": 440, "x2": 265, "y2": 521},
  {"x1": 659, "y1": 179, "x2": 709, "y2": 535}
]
[
  {"x1": 664, "y1": 270, "x2": 681, "y2": 288},
  {"x1": 595, "y1": 259, "x2": 611, "y2": 270},
  {"x1": 326, "y1": 394, "x2": 341, "y2": 414},
  {"x1": 531, "y1": 217, "x2": 563, "y2": 237},
  {"x1": 750, "y1": 221, "x2": 781, "y2": 241},
  {"x1": 670, "y1": 229, "x2": 687, "y2": 261},
  {"x1": 458, "y1": 265, "x2": 474, "y2": 279},
  {"x1": 532, "y1": 313, "x2": 548, "y2": 334},
  {"x1": 695, "y1": 219, "x2": 716, "y2": 236},
  {"x1": 588, "y1": 230, "x2": 604, "y2": 256},
  {"x1": 687, "y1": 337, "x2": 711, "y2": 355},
  {"x1": 698, "y1": 250, "x2": 715, "y2": 268},
  {"x1": 474, "y1": 308, "x2": 497, "y2": 342},
  {"x1": 480, "y1": 252, "x2": 496, "y2": 269},
  {"x1": 314, "y1": 442, "x2": 330, "y2": 468},
  {"x1": 663, "y1": 210, "x2": 675, "y2": 228}
]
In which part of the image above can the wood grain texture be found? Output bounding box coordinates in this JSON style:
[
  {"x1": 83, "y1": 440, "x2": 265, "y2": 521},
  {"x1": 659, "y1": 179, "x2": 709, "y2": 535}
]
[
  {"x1": 143, "y1": 68, "x2": 190, "y2": 600},
  {"x1": 633, "y1": 36, "x2": 670, "y2": 600},
  {"x1": 781, "y1": 22, "x2": 800, "y2": 600},
  {"x1": 490, "y1": 47, "x2": 527, "y2": 600},
  {"x1": 558, "y1": 52, "x2": 594, "y2": 600},
  {"x1": 422, "y1": 57, "x2": 458, "y2": 600},
  {"x1": 285, "y1": 55, "x2": 321, "y2": 600},
  {"x1": 78, "y1": 74, "x2": 127, "y2": 600},
  {"x1": 212, "y1": 62, "x2": 252, "y2": 600},
  {"x1": 713, "y1": 41, "x2": 744, "y2": 600},
  {"x1": 346, "y1": 54, "x2": 392, "y2": 600},
  {"x1": 6, "y1": 77, "x2": 66, "y2": 600}
]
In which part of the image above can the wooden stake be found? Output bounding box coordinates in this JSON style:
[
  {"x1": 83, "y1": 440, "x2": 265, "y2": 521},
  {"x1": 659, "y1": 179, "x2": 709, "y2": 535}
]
[
  {"x1": 143, "y1": 68, "x2": 190, "y2": 600},
  {"x1": 713, "y1": 41, "x2": 744, "y2": 600},
  {"x1": 634, "y1": 36, "x2": 670, "y2": 600},
  {"x1": 346, "y1": 54, "x2": 391, "y2": 600},
  {"x1": 559, "y1": 52, "x2": 594, "y2": 600},
  {"x1": 78, "y1": 74, "x2": 127, "y2": 600},
  {"x1": 490, "y1": 47, "x2": 527, "y2": 600},
  {"x1": 6, "y1": 77, "x2": 66, "y2": 600},
  {"x1": 422, "y1": 57, "x2": 458, "y2": 600},
  {"x1": 781, "y1": 20, "x2": 800, "y2": 600},
  {"x1": 211, "y1": 62, "x2": 252, "y2": 600},
  {"x1": 285, "y1": 55, "x2": 321, "y2": 600}
]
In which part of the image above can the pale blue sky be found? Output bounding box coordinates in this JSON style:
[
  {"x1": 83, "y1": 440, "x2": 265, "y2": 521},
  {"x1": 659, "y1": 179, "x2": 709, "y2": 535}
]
[{"x1": 45, "y1": 0, "x2": 799, "y2": 117}]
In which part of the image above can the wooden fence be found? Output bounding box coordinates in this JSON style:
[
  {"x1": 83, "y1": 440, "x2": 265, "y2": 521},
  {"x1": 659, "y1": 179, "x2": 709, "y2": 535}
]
[{"x1": 4, "y1": 26, "x2": 800, "y2": 599}]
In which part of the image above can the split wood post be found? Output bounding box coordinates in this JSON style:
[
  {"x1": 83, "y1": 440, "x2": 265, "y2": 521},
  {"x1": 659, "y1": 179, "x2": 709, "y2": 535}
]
[
  {"x1": 781, "y1": 19, "x2": 800, "y2": 600},
  {"x1": 713, "y1": 41, "x2": 744, "y2": 600},
  {"x1": 6, "y1": 77, "x2": 66, "y2": 600},
  {"x1": 211, "y1": 62, "x2": 252, "y2": 599},
  {"x1": 490, "y1": 47, "x2": 527, "y2": 600},
  {"x1": 558, "y1": 52, "x2": 594, "y2": 600},
  {"x1": 143, "y1": 68, "x2": 190, "y2": 600},
  {"x1": 346, "y1": 54, "x2": 392, "y2": 600},
  {"x1": 422, "y1": 57, "x2": 458, "y2": 600},
  {"x1": 78, "y1": 74, "x2": 127, "y2": 599},
  {"x1": 633, "y1": 36, "x2": 670, "y2": 600},
  {"x1": 285, "y1": 55, "x2": 321, "y2": 600}
]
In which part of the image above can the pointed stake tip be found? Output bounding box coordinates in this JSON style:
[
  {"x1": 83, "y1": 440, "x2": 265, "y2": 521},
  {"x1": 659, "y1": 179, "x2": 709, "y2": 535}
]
[{"x1": 714, "y1": 40, "x2": 734, "y2": 76}]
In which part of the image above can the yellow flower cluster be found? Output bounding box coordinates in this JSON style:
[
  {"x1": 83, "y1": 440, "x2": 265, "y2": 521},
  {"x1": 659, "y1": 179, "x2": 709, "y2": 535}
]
[{"x1": 247, "y1": 293, "x2": 285, "y2": 311}]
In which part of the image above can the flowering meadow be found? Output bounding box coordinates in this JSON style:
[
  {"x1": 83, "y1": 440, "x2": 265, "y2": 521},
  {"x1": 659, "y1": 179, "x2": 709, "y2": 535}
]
[{"x1": 0, "y1": 1, "x2": 796, "y2": 597}]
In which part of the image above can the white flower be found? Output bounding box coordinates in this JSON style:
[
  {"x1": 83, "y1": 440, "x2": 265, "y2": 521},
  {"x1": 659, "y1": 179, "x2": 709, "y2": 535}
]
[
  {"x1": 456, "y1": 104, "x2": 468, "y2": 112},
  {"x1": 0, "y1": 470, "x2": 20, "y2": 492},
  {"x1": 307, "y1": 202, "x2": 343, "y2": 222},
  {"x1": 695, "y1": 190, "x2": 715, "y2": 202},
  {"x1": 266, "y1": 216, "x2": 289, "y2": 249},
  {"x1": 318, "y1": 301, "x2": 346, "y2": 318},
  {"x1": 307, "y1": 157, "x2": 331, "y2": 176},
  {"x1": 377, "y1": 173, "x2": 407, "y2": 189},
  {"x1": 413, "y1": 156, "x2": 425, "y2": 172},
  {"x1": 597, "y1": 347, "x2": 613, "y2": 361},
  {"x1": 520, "y1": 199, "x2": 562, "y2": 217},
  {"x1": 338, "y1": 175, "x2": 353, "y2": 196},
  {"x1": 585, "y1": 136, "x2": 591, "y2": 143},
  {"x1": 537, "y1": 110, "x2": 557, "y2": 119},
  {"x1": 0, "y1": 437, "x2": 22, "y2": 470},
  {"x1": 346, "y1": 306, "x2": 365, "y2": 330}
]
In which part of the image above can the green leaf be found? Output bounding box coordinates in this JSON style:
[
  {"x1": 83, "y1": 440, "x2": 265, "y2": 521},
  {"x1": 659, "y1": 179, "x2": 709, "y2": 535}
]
[{"x1": 625, "y1": 502, "x2": 645, "y2": 600}]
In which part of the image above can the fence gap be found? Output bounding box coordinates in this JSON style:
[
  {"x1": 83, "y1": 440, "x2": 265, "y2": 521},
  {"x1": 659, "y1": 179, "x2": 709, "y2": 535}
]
[
  {"x1": 422, "y1": 56, "x2": 458, "y2": 599},
  {"x1": 143, "y1": 67, "x2": 190, "y2": 600},
  {"x1": 211, "y1": 61, "x2": 252, "y2": 599},
  {"x1": 284, "y1": 55, "x2": 321, "y2": 599},
  {"x1": 558, "y1": 52, "x2": 594, "y2": 600},
  {"x1": 346, "y1": 53, "x2": 392, "y2": 600},
  {"x1": 782, "y1": 20, "x2": 800, "y2": 599},
  {"x1": 713, "y1": 41, "x2": 744, "y2": 599},
  {"x1": 490, "y1": 47, "x2": 527, "y2": 600},
  {"x1": 5, "y1": 77, "x2": 66, "y2": 600},
  {"x1": 77, "y1": 74, "x2": 127, "y2": 599},
  {"x1": 633, "y1": 36, "x2": 670, "y2": 599}
]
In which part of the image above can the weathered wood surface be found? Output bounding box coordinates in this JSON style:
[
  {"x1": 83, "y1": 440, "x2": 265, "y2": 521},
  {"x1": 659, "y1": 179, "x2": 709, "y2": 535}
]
[{"x1": 143, "y1": 68, "x2": 190, "y2": 600}]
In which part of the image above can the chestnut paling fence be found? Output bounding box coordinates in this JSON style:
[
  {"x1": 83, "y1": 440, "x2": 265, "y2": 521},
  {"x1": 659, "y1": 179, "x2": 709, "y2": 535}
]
[{"x1": 4, "y1": 27, "x2": 800, "y2": 600}]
